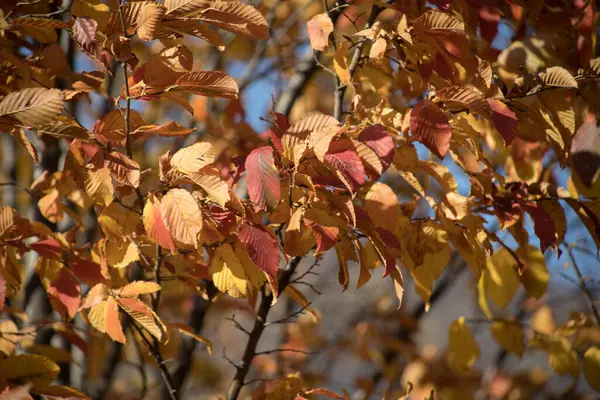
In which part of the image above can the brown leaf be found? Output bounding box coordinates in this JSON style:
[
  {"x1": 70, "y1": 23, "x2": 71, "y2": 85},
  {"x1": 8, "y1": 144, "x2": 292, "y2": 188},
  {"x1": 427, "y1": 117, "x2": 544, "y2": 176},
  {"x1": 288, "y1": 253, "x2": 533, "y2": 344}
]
[
  {"x1": 72, "y1": 17, "x2": 111, "y2": 70},
  {"x1": 173, "y1": 71, "x2": 239, "y2": 98},
  {"x1": 199, "y1": 1, "x2": 269, "y2": 40},
  {"x1": 105, "y1": 151, "x2": 141, "y2": 188},
  {"x1": 0, "y1": 88, "x2": 64, "y2": 127}
]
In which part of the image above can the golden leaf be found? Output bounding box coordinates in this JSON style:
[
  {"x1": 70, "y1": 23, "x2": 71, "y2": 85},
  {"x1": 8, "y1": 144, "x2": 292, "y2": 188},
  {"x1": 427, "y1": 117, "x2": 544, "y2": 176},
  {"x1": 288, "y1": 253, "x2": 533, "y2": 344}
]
[{"x1": 448, "y1": 317, "x2": 479, "y2": 372}]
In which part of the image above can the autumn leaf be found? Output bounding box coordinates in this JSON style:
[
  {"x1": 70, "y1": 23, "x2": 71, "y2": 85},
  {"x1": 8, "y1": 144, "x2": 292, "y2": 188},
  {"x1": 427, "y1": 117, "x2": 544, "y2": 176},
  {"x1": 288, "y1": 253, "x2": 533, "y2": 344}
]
[
  {"x1": 245, "y1": 146, "x2": 280, "y2": 210},
  {"x1": 307, "y1": 13, "x2": 333, "y2": 51},
  {"x1": 0, "y1": 88, "x2": 64, "y2": 127},
  {"x1": 170, "y1": 141, "x2": 215, "y2": 174},
  {"x1": 238, "y1": 222, "x2": 279, "y2": 278},
  {"x1": 488, "y1": 99, "x2": 518, "y2": 146},
  {"x1": 323, "y1": 140, "x2": 365, "y2": 193},
  {"x1": 173, "y1": 71, "x2": 239, "y2": 98},
  {"x1": 410, "y1": 99, "x2": 451, "y2": 159},
  {"x1": 448, "y1": 317, "x2": 479, "y2": 371},
  {"x1": 143, "y1": 195, "x2": 175, "y2": 253},
  {"x1": 199, "y1": 1, "x2": 270, "y2": 40},
  {"x1": 161, "y1": 188, "x2": 203, "y2": 248}
]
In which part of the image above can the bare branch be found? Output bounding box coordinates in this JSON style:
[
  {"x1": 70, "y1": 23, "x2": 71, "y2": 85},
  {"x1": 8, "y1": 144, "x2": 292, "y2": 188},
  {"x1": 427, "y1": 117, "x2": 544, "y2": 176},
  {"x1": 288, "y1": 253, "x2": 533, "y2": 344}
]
[{"x1": 567, "y1": 246, "x2": 600, "y2": 325}]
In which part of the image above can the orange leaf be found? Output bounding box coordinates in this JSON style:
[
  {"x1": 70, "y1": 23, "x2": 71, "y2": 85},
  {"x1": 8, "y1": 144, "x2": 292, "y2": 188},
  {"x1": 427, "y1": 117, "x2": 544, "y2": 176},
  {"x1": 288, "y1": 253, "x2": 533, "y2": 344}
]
[
  {"x1": 105, "y1": 297, "x2": 126, "y2": 343},
  {"x1": 143, "y1": 195, "x2": 175, "y2": 253}
]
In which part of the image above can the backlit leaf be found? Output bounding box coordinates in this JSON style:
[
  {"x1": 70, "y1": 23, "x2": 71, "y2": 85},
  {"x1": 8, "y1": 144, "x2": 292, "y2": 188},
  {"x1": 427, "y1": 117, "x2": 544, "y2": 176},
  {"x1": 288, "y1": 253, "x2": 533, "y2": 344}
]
[
  {"x1": 410, "y1": 99, "x2": 451, "y2": 159},
  {"x1": 170, "y1": 142, "x2": 215, "y2": 174},
  {"x1": 174, "y1": 71, "x2": 239, "y2": 98},
  {"x1": 161, "y1": 188, "x2": 203, "y2": 247},
  {"x1": 491, "y1": 320, "x2": 524, "y2": 357},
  {"x1": 199, "y1": 1, "x2": 269, "y2": 40},
  {"x1": 238, "y1": 222, "x2": 279, "y2": 277},
  {"x1": 143, "y1": 195, "x2": 175, "y2": 253},
  {"x1": 246, "y1": 146, "x2": 280, "y2": 210},
  {"x1": 448, "y1": 317, "x2": 479, "y2": 371},
  {"x1": 584, "y1": 346, "x2": 600, "y2": 393},
  {"x1": 307, "y1": 13, "x2": 333, "y2": 51},
  {"x1": 0, "y1": 88, "x2": 64, "y2": 127}
]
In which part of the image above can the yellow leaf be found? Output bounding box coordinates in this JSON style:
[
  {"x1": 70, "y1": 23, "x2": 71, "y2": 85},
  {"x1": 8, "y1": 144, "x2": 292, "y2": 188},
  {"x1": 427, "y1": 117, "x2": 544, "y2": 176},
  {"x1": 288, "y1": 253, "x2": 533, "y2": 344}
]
[
  {"x1": 170, "y1": 142, "x2": 215, "y2": 174},
  {"x1": 284, "y1": 285, "x2": 319, "y2": 322},
  {"x1": 72, "y1": 0, "x2": 110, "y2": 30},
  {"x1": 87, "y1": 300, "x2": 107, "y2": 334},
  {"x1": 477, "y1": 275, "x2": 492, "y2": 319},
  {"x1": 531, "y1": 305, "x2": 555, "y2": 335},
  {"x1": 118, "y1": 297, "x2": 165, "y2": 342},
  {"x1": 448, "y1": 317, "x2": 479, "y2": 372},
  {"x1": 491, "y1": 320, "x2": 525, "y2": 357},
  {"x1": 518, "y1": 246, "x2": 548, "y2": 299},
  {"x1": 119, "y1": 281, "x2": 161, "y2": 297},
  {"x1": 583, "y1": 346, "x2": 600, "y2": 393},
  {"x1": 189, "y1": 173, "x2": 230, "y2": 206},
  {"x1": 161, "y1": 188, "x2": 203, "y2": 248},
  {"x1": 334, "y1": 41, "x2": 350, "y2": 85},
  {"x1": 167, "y1": 323, "x2": 212, "y2": 354},
  {"x1": 483, "y1": 248, "x2": 520, "y2": 309},
  {"x1": 0, "y1": 319, "x2": 19, "y2": 356},
  {"x1": 98, "y1": 202, "x2": 140, "y2": 242},
  {"x1": 210, "y1": 243, "x2": 248, "y2": 297},
  {"x1": 547, "y1": 337, "x2": 579, "y2": 377},
  {"x1": 37, "y1": 385, "x2": 91, "y2": 399},
  {"x1": 0, "y1": 354, "x2": 59, "y2": 389}
]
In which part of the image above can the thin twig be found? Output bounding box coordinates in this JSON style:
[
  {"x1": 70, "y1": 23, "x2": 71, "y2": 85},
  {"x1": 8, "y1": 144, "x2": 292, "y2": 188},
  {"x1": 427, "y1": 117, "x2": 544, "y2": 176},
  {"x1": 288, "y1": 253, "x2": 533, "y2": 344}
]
[
  {"x1": 133, "y1": 323, "x2": 179, "y2": 400},
  {"x1": 254, "y1": 348, "x2": 316, "y2": 356},
  {"x1": 567, "y1": 247, "x2": 600, "y2": 326},
  {"x1": 226, "y1": 256, "x2": 304, "y2": 400},
  {"x1": 131, "y1": 326, "x2": 149, "y2": 400}
]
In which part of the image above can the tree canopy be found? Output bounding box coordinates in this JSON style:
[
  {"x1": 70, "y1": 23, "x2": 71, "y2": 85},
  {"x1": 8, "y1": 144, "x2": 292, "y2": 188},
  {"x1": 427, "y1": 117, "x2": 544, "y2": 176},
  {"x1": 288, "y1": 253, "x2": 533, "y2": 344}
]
[{"x1": 1, "y1": 0, "x2": 600, "y2": 399}]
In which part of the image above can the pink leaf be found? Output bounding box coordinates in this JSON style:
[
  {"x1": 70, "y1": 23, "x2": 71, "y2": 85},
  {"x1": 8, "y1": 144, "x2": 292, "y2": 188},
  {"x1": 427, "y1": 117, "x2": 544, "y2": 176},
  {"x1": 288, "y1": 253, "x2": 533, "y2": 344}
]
[
  {"x1": 359, "y1": 124, "x2": 395, "y2": 170},
  {"x1": 324, "y1": 140, "x2": 365, "y2": 192},
  {"x1": 245, "y1": 146, "x2": 280, "y2": 210},
  {"x1": 305, "y1": 219, "x2": 339, "y2": 255},
  {"x1": 238, "y1": 222, "x2": 280, "y2": 277}
]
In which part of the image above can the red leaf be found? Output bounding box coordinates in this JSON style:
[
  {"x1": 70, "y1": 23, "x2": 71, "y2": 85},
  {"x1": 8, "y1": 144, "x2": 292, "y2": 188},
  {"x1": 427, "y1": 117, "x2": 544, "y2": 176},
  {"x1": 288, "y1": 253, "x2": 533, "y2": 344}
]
[
  {"x1": 525, "y1": 202, "x2": 557, "y2": 253},
  {"x1": 29, "y1": 239, "x2": 63, "y2": 259},
  {"x1": 47, "y1": 268, "x2": 81, "y2": 319},
  {"x1": 305, "y1": 219, "x2": 338, "y2": 255},
  {"x1": 488, "y1": 98, "x2": 518, "y2": 146},
  {"x1": 324, "y1": 140, "x2": 365, "y2": 192},
  {"x1": 238, "y1": 222, "x2": 280, "y2": 277},
  {"x1": 359, "y1": 124, "x2": 395, "y2": 170},
  {"x1": 410, "y1": 99, "x2": 452, "y2": 158},
  {"x1": 245, "y1": 146, "x2": 280, "y2": 210},
  {"x1": 70, "y1": 256, "x2": 107, "y2": 286}
]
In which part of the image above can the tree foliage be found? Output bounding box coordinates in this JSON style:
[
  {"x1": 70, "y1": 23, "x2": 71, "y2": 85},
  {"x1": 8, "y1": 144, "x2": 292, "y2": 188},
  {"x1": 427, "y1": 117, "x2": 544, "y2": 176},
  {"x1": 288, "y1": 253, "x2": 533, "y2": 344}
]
[{"x1": 1, "y1": 0, "x2": 600, "y2": 399}]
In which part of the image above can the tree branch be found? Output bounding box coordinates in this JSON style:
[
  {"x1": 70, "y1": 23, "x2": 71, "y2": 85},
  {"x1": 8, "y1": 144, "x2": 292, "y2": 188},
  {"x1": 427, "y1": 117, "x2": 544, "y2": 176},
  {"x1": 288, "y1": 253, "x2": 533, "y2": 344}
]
[
  {"x1": 334, "y1": 5, "x2": 382, "y2": 122},
  {"x1": 275, "y1": 1, "x2": 348, "y2": 118},
  {"x1": 226, "y1": 256, "x2": 303, "y2": 400}
]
